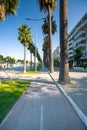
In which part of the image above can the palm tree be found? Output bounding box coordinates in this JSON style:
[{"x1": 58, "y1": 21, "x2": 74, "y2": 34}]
[
  {"x1": 9, "y1": 57, "x2": 16, "y2": 68},
  {"x1": 17, "y1": 59, "x2": 24, "y2": 67},
  {"x1": 42, "y1": 36, "x2": 49, "y2": 67},
  {"x1": 5, "y1": 56, "x2": 11, "y2": 68},
  {"x1": 42, "y1": 15, "x2": 57, "y2": 35},
  {"x1": 0, "y1": 54, "x2": 4, "y2": 61},
  {"x1": 5, "y1": 56, "x2": 15, "y2": 68},
  {"x1": 74, "y1": 47, "x2": 82, "y2": 66},
  {"x1": 33, "y1": 45, "x2": 38, "y2": 70},
  {"x1": 59, "y1": 0, "x2": 70, "y2": 84},
  {"x1": 37, "y1": 51, "x2": 42, "y2": 63},
  {"x1": 28, "y1": 43, "x2": 34, "y2": 70},
  {"x1": 0, "y1": 0, "x2": 19, "y2": 22},
  {"x1": 0, "y1": 1, "x2": 5, "y2": 22},
  {"x1": 28, "y1": 43, "x2": 38, "y2": 70},
  {"x1": 37, "y1": 0, "x2": 57, "y2": 73},
  {"x1": 42, "y1": 15, "x2": 57, "y2": 68},
  {"x1": 18, "y1": 24, "x2": 32, "y2": 73},
  {"x1": 0, "y1": 54, "x2": 4, "y2": 67}
]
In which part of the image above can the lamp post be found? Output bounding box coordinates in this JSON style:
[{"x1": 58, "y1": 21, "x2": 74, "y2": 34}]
[{"x1": 26, "y1": 17, "x2": 44, "y2": 71}]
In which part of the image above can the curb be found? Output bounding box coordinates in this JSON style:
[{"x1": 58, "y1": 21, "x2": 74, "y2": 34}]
[{"x1": 48, "y1": 71, "x2": 87, "y2": 128}]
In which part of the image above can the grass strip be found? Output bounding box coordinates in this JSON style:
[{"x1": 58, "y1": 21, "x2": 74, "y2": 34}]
[
  {"x1": 20, "y1": 70, "x2": 37, "y2": 75},
  {"x1": 20, "y1": 64, "x2": 42, "y2": 75},
  {"x1": 0, "y1": 80, "x2": 30, "y2": 123}
]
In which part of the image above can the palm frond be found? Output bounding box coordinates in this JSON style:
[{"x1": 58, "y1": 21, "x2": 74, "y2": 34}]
[{"x1": 17, "y1": 24, "x2": 32, "y2": 46}]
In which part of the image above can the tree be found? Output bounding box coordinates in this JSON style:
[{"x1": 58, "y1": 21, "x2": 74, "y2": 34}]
[
  {"x1": 0, "y1": 0, "x2": 19, "y2": 22},
  {"x1": 18, "y1": 24, "x2": 32, "y2": 73},
  {"x1": 42, "y1": 15, "x2": 57, "y2": 35},
  {"x1": 74, "y1": 47, "x2": 82, "y2": 66},
  {"x1": 28, "y1": 43, "x2": 37, "y2": 70},
  {"x1": 37, "y1": 0, "x2": 57, "y2": 73},
  {"x1": 42, "y1": 15, "x2": 57, "y2": 68},
  {"x1": 10, "y1": 57, "x2": 15, "y2": 64},
  {"x1": 5, "y1": 56, "x2": 11, "y2": 68},
  {"x1": 17, "y1": 59, "x2": 24, "y2": 66},
  {"x1": 58, "y1": 0, "x2": 70, "y2": 84},
  {"x1": 28, "y1": 43, "x2": 34, "y2": 70},
  {"x1": 5, "y1": 56, "x2": 15, "y2": 68},
  {"x1": 0, "y1": 54, "x2": 4, "y2": 62},
  {"x1": 0, "y1": 54, "x2": 4, "y2": 67},
  {"x1": 42, "y1": 36, "x2": 49, "y2": 67},
  {"x1": 54, "y1": 58, "x2": 59, "y2": 66},
  {"x1": 37, "y1": 51, "x2": 42, "y2": 63}
]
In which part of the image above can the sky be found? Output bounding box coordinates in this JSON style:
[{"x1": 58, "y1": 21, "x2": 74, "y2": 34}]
[{"x1": 0, "y1": 0, "x2": 87, "y2": 61}]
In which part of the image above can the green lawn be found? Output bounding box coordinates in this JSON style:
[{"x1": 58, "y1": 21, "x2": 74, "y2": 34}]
[
  {"x1": 19, "y1": 64, "x2": 42, "y2": 75},
  {"x1": 21, "y1": 70, "x2": 38, "y2": 75},
  {"x1": 0, "y1": 80, "x2": 30, "y2": 123}
]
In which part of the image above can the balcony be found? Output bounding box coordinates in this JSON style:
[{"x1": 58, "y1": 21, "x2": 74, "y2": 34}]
[
  {"x1": 68, "y1": 53, "x2": 73, "y2": 59},
  {"x1": 68, "y1": 56, "x2": 73, "y2": 61},
  {"x1": 78, "y1": 31, "x2": 86, "y2": 37},
  {"x1": 77, "y1": 43, "x2": 86, "y2": 48},
  {"x1": 74, "y1": 31, "x2": 86, "y2": 39},
  {"x1": 82, "y1": 19, "x2": 87, "y2": 27},
  {"x1": 69, "y1": 50, "x2": 73, "y2": 53},
  {"x1": 68, "y1": 43, "x2": 73, "y2": 49},
  {"x1": 75, "y1": 37, "x2": 85, "y2": 44},
  {"x1": 74, "y1": 19, "x2": 87, "y2": 35},
  {"x1": 68, "y1": 51, "x2": 73, "y2": 57}
]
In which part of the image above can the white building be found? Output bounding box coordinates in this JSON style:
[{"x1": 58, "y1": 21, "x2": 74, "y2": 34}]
[
  {"x1": 53, "y1": 13, "x2": 87, "y2": 67},
  {"x1": 53, "y1": 46, "x2": 60, "y2": 60},
  {"x1": 68, "y1": 13, "x2": 87, "y2": 66}
]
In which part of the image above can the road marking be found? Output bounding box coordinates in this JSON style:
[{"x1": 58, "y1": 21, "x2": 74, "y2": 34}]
[{"x1": 40, "y1": 105, "x2": 44, "y2": 130}]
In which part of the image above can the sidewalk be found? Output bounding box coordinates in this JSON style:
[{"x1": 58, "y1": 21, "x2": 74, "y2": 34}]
[
  {"x1": 39, "y1": 65, "x2": 48, "y2": 72},
  {"x1": 0, "y1": 68, "x2": 86, "y2": 130},
  {"x1": 51, "y1": 71, "x2": 87, "y2": 116},
  {"x1": 40, "y1": 66, "x2": 87, "y2": 127},
  {"x1": 50, "y1": 70, "x2": 87, "y2": 127}
]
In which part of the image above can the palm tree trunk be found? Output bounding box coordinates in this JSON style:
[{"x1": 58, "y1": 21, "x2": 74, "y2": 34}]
[
  {"x1": 31, "y1": 53, "x2": 33, "y2": 69},
  {"x1": 31, "y1": 52, "x2": 33, "y2": 69},
  {"x1": 48, "y1": 5, "x2": 54, "y2": 73},
  {"x1": 34, "y1": 55, "x2": 35, "y2": 70},
  {"x1": 59, "y1": 0, "x2": 70, "y2": 84},
  {"x1": 30, "y1": 52, "x2": 32, "y2": 70},
  {"x1": 24, "y1": 45, "x2": 26, "y2": 73}
]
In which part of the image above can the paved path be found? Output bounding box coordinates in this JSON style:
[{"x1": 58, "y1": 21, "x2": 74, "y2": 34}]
[
  {"x1": 51, "y1": 71, "x2": 87, "y2": 117},
  {"x1": 0, "y1": 72, "x2": 86, "y2": 130}
]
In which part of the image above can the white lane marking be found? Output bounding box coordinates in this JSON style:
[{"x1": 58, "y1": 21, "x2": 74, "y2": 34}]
[{"x1": 40, "y1": 105, "x2": 44, "y2": 130}]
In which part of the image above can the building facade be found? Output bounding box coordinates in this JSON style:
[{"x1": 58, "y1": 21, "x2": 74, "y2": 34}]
[
  {"x1": 53, "y1": 46, "x2": 60, "y2": 66},
  {"x1": 53, "y1": 46, "x2": 60, "y2": 60},
  {"x1": 53, "y1": 13, "x2": 87, "y2": 67},
  {"x1": 68, "y1": 13, "x2": 87, "y2": 66}
]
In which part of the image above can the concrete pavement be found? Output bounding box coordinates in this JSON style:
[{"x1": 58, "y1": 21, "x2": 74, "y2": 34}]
[
  {"x1": 51, "y1": 71, "x2": 87, "y2": 116},
  {"x1": 48, "y1": 68, "x2": 87, "y2": 128},
  {"x1": 0, "y1": 70, "x2": 87, "y2": 130}
]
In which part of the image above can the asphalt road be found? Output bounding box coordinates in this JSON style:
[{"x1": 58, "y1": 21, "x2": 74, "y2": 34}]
[{"x1": 0, "y1": 72, "x2": 86, "y2": 130}]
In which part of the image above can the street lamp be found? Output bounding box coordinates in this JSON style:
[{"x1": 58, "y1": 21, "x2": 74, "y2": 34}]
[{"x1": 25, "y1": 17, "x2": 45, "y2": 71}]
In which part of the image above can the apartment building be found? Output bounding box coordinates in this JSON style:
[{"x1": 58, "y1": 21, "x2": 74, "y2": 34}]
[
  {"x1": 68, "y1": 13, "x2": 87, "y2": 66},
  {"x1": 53, "y1": 13, "x2": 87, "y2": 67},
  {"x1": 53, "y1": 46, "x2": 60, "y2": 60},
  {"x1": 53, "y1": 46, "x2": 60, "y2": 66}
]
